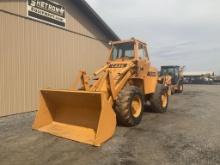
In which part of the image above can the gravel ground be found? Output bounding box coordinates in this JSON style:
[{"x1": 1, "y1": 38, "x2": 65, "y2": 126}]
[{"x1": 0, "y1": 85, "x2": 220, "y2": 165}]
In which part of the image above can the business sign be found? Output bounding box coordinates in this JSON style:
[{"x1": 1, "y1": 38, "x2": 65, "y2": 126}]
[{"x1": 27, "y1": 0, "x2": 65, "y2": 27}]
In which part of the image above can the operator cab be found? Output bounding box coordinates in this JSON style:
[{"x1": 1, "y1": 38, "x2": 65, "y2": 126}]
[
  {"x1": 110, "y1": 39, "x2": 149, "y2": 61},
  {"x1": 160, "y1": 66, "x2": 181, "y2": 84},
  {"x1": 110, "y1": 42, "x2": 134, "y2": 60}
]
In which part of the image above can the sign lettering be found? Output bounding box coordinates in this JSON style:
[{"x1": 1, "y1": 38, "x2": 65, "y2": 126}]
[{"x1": 27, "y1": 0, "x2": 66, "y2": 27}]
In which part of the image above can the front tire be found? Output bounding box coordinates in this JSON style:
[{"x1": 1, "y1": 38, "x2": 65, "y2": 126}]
[
  {"x1": 115, "y1": 86, "x2": 144, "y2": 127},
  {"x1": 150, "y1": 84, "x2": 169, "y2": 113}
]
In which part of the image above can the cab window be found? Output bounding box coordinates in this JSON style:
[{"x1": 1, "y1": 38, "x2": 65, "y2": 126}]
[
  {"x1": 138, "y1": 44, "x2": 148, "y2": 59},
  {"x1": 111, "y1": 43, "x2": 134, "y2": 60}
]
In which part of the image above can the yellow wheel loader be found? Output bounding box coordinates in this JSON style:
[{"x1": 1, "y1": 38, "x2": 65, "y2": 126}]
[
  {"x1": 33, "y1": 39, "x2": 169, "y2": 146},
  {"x1": 159, "y1": 66, "x2": 184, "y2": 94}
]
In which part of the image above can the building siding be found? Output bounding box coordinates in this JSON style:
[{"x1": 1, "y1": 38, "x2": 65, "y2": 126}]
[
  {"x1": 0, "y1": 0, "x2": 108, "y2": 40},
  {"x1": 0, "y1": 0, "x2": 111, "y2": 117}
]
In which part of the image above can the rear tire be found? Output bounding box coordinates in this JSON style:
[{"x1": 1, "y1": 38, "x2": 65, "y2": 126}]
[
  {"x1": 177, "y1": 82, "x2": 183, "y2": 93},
  {"x1": 150, "y1": 84, "x2": 168, "y2": 113},
  {"x1": 171, "y1": 87, "x2": 176, "y2": 95},
  {"x1": 115, "y1": 86, "x2": 144, "y2": 127}
]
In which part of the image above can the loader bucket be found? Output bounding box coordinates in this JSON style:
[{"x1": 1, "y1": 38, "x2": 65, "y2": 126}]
[{"x1": 32, "y1": 90, "x2": 116, "y2": 146}]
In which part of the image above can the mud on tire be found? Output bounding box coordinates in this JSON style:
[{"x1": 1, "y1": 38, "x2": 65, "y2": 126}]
[{"x1": 115, "y1": 86, "x2": 144, "y2": 127}]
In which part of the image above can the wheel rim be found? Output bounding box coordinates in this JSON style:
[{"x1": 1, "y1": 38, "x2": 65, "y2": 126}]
[
  {"x1": 161, "y1": 94, "x2": 168, "y2": 108},
  {"x1": 131, "y1": 96, "x2": 142, "y2": 118}
]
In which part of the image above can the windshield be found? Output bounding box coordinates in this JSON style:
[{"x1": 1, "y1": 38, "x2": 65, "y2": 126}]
[
  {"x1": 110, "y1": 43, "x2": 134, "y2": 60},
  {"x1": 161, "y1": 68, "x2": 175, "y2": 76}
]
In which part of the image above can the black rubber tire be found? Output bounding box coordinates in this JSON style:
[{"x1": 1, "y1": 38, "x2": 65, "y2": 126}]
[
  {"x1": 177, "y1": 82, "x2": 183, "y2": 93},
  {"x1": 171, "y1": 87, "x2": 176, "y2": 95},
  {"x1": 150, "y1": 84, "x2": 168, "y2": 113},
  {"x1": 115, "y1": 86, "x2": 144, "y2": 127}
]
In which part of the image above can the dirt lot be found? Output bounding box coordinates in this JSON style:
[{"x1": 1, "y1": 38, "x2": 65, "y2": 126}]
[{"x1": 0, "y1": 85, "x2": 220, "y2": 165}]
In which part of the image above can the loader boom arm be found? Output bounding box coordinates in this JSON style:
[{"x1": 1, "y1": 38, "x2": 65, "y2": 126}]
[{"x1": 72, "y1": 62, "x2": 135, "y2": 101}]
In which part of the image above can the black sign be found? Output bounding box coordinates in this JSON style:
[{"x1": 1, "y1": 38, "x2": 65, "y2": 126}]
[
  {"x1": 109, "y1": 64, "x2": 127, "y2": 68},
  {"x1": 27, "y1": 0, "x2": 65, "y2": 27}
]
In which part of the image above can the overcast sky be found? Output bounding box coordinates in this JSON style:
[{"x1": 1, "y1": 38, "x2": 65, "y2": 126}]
[{"x1": 86, "y1": 0, "x2": 220, "y2": 74}]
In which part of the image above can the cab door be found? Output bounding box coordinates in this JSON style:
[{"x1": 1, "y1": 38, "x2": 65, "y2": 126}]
[
  {"x1": 173, "y1": 67, "x2": 179, "y2": 84},
  {"x1": 137, "y1": 43, "x2": 150, "y2": 78}
]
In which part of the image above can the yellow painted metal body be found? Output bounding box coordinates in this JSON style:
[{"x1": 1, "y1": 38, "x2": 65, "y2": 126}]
[
  {"x1": 159, "y1": 75, "x2": 172, "y2": 95},
  {"x1": 33, "y1": 90, "x2": 116, "y2": 146},
  {"x1": 144, "y1": 67, "x2": 158, "y2": 94},
  {"x1": 33, "y1": 39, "x2": 160, "y2": 146}
]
